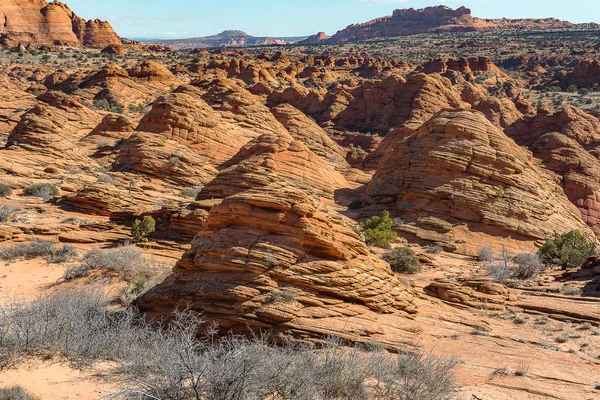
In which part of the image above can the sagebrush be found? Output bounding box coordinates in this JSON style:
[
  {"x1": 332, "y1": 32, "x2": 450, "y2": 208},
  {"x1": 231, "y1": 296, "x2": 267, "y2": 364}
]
[
  {"x1": 0, "y1": 288, "x2": 458, "y2": 400},
  {"x1": 23, "y1": 183, "x2": 59, "y2": 200}
]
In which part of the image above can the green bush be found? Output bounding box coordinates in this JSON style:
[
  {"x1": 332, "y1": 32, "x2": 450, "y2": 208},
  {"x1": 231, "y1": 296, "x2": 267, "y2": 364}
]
[
  {"x1": 382, "y1": 247, "x2": 421, "y2": 274},
  {"x1": 131, "y1": 216, "x2": 156, "y2": 242},
  {"x1": 0, "y1": 183, "x2": 12, "y2": 197},
  {"x1": 359, "y1": 210, "x2": 397, "y2": 248},
  {"x1": 23, "y1": 183, "x2": 59, "y2": 200},
  {"x1": 538, "y1": 230, "x2": 595, "y2": 270}
]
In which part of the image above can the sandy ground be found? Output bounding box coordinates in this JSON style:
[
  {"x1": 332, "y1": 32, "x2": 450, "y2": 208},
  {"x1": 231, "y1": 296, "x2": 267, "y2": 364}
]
[
  {"x1": 0, "y1": 257, "x2": 120, "y2": 398},
  {"x1": 0, "y1": 359, "x2": 118, "y2": 399}
]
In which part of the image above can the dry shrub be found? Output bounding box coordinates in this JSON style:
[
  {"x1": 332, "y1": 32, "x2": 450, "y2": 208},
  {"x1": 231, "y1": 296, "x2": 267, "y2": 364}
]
[{"x1": 0, "y1": 288, "x2": 458, "y2": 400}]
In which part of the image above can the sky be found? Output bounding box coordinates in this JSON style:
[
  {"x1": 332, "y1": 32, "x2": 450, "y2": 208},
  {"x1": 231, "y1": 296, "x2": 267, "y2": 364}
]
[{"x1": 65, "y1": 0, "x2": 600, "y2": 39}]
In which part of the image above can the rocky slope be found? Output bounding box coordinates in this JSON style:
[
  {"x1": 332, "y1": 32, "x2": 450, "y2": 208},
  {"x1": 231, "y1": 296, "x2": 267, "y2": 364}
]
[
  {"x1": 366, "y1": 110, "x2": 594, "y2": 253},
  {"x1": 0, "y1": 0, "x2": 120, "y2": 48}
]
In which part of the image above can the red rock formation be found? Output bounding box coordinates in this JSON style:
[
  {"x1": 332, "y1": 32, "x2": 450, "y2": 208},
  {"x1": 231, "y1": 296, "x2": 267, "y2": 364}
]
[
  {"x1": 197, "y1": 132, "x2": 349, "y2": 201},
  {"x1": 366, "y1": 110, "x2": 593, "y2": 253},
  {"x1": 562, "y1": 60, "x2": 600, "y2": 89},
  {"x1": 532, "y1": 132, "x2": 600, "y2": 235},
  {"x1": 326, "y1": 6, "x2": 597, "y2": 43},
  {"x1": 135, "y1": 88, "x2": 260, "y2": 165},
  {"x1": 59, "y1": 183, "x2": 138, "y2": 216},
  {"x1": 0, "y1": 0, "x2": 120, "y2": 48},
  {"x1": 298, "y1": 32, "x2": 327, "y2": 45},
  {"x1": 89, "y1": 113, "x2": 135, "y2": 139},
  {"x1": 116, "y1": 132, "x2": 218, "y2": 186},
  {"x1": 128, "y1": 60, "x2": 178, "y2": 84},
  {"x1": 270, "y1": 104, "x2": 349, "y2": 170},
  {"x1": 137, "y1": 185, "x2": 416, "y2": 341},
  {"x1": 101, "y1": 43, "x2": 126, "y2": 55},
  {"x1": 420, "y1": 57, "x2": 502, "y2": 75},
  {"x1": 507, "y1": 106, "x2": 600, "y2": 148}
]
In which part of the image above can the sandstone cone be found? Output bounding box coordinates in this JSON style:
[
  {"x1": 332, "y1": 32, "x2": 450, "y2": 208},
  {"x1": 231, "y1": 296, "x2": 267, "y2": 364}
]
[
  {"x1": 135, "y1": 90, "x2": 259, "y2": 165},
  {"x1": 128, "y1": 60, "x2": 178, "y2": 84},
  {"x1": 137, "y1": 185, "x2": 416, "y2": 341},
  {"x1": 270, "y1": 103, "x2": 349, "y2": 170},
  {"x1": 115, "y1": 132, "x2": 218, "y2": 186},
  {"x1": 366, "y1": 109, "x2": 593, "y2": 253},
  {"x1": 198, "y1": 132, "x2": 349, "y2": 201}
]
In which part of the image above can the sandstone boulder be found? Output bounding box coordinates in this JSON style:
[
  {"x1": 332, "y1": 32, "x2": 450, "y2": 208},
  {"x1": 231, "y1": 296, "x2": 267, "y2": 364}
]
[{"x1": 137, "y1": 185, "x2": 416, "y2": 341}]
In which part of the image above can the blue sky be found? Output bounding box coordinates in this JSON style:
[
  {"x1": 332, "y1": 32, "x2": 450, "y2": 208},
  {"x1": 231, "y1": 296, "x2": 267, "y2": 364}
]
[{"x1": 65, "y1": 0, "x2": 600, "y2": 39}]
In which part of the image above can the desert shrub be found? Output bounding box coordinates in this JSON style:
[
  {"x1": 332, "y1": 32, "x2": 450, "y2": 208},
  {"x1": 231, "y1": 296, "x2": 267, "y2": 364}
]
[
  {"x1": 119, "y1": 275, "x2": 160, "y2": 306},
  {"x1": 478, "y1": 245, "x2": 494, "y2": 262},
  {"x1": 486, "y1": 260, "x2": 511, "y2": 284},
  {"x1": 131, "y1": 216, "x2": 156, "y2": 242},
  {"x1": 0, "y1": 206, "x2": 20, "y2": 223},
  {"x1": 0, "y1": 183, "x2": 12, "y2": 198},
  {"x1": 49, "y1": 244, "x2": 78, "y2": 264},
  {"x1": 426, "y1": 243, "x2": 443, "y2": 254},
  {"x1": 96, "y1": 140, "x2": 110, "y2": 149},
  {"x1": 23, "y1": 183, "x2": 59, "y2": 200},
  {"x1": 359, "y1": 210, "x2": 397, "y2": 248},
  {"x1": 120, "y1": 334, "x2": 457, "y2": 400},
  {"x1": 64, "y1": 246, "x2": 165, "y2": 281},
  {"x1": 96, "y1": 174, "x2": 116, "y2": 185},
  {"x1": 128, "y1": 103, "x2": 146, "y2": 114},
  {"x1": 0, "y1": 289, "x2": 457, "y2": 400},
  {"x1": 61, "y1": 217, "x2": 84, "y2": 225},
  {"x1": 561, "y1": 285, "x2": 582, "y2": 296},
  {"x1": 0, "y1": 241, "x2": 77, "y2": 263},
  {"x1": 512, "y1": 252, "x2": 543, "y2": 280},
  {"x1": 0, "y1": 240, "x2": 56, "y2": 261},
  {"x1": 382, "y1": 247, "x2": 421, "y2": 274},
  {"x1": 92, "y1": 98, "x2": 110, "y2": 111},
  {"x1": 0, "y1": 386, "x2": 37, "y2": 400},
  {"x1": 538, "y1": 230, "x2": 595, "y2": 269}
]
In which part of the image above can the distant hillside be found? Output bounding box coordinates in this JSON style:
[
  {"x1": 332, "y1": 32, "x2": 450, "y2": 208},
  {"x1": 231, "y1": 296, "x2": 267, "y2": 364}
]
[
  {"x1": 140, "y1": 30, "x2": 307, "y2": 49},
  {"x1": 301, "y1": 5, "x2": 600, "y2": 45}
]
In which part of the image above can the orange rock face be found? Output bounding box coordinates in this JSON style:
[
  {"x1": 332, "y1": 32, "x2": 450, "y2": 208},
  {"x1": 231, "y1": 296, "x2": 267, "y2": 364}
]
[
  {"x1": 366, "y1": 110, "x2": 593, "y2": 253},
  {"x1": 128, "y1": 60, "x2": 178, "y2": 84},
  {"x1": 0, "y1": 0, "x2": 120, "y2": 48},
  {"x1": 198, "y1": 132, "x2": 349, "y2": 201},
  {"x1": 137, "y1": 185, "x2": 416, "y2": 341}
]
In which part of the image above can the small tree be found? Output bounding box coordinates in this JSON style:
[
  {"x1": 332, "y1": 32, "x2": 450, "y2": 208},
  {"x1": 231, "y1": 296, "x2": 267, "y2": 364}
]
[
  {"x1": 359, "y1": 210, "x2": 397, "y2": 248},
  {"x1": 131, "y1": 216, "x2": 156, "y2": 242},
  {"x1": 538, "y1": 230, "x2": 595, "y2": 270}
]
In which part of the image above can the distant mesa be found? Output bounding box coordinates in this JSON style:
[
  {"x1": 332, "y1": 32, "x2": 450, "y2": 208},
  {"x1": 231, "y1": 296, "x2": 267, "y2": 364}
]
[
  {"x1": 0, "y1": 0, "x2": 121, "y2": 48},
  {"x1": 309, "y1": 5, "x2": 599, "y2": 44},
  {"x1": 140, "y1": 30, "x2": 307, "y2": 50}
]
